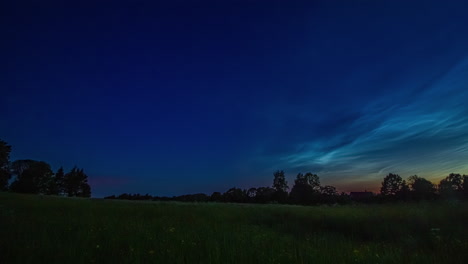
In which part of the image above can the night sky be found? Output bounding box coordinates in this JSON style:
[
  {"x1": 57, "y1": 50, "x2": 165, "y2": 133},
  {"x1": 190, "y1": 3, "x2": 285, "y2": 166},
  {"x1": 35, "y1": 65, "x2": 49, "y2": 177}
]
[{"x1": 2, "y1": 0, "x2": 468, "y2": 197}]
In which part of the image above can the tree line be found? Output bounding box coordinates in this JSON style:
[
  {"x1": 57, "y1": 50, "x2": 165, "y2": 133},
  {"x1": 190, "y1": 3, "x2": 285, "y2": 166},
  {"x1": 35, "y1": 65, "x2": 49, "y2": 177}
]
[
  {"x1": 2, "y1": 138, "x2": 468, "y2": 204},
  {"x1": 0, "y1": 139, "x2": 91, "y2": 197},
  {"x1": 379, "y1": 173, "x2": 468, "y2": 201},
  {"x1": 105, "y1": 170, "x2": 468, "y2": 204}
]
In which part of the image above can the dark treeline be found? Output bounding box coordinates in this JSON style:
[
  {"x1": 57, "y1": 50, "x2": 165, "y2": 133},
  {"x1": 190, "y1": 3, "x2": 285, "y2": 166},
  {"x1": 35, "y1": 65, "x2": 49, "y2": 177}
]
[
  {"x1": 0, "y1": 139, "x2": 91, "y2": 197},
  {"x1": 105, "y1": 170, "x2": 468, "y2": 205},
  {"x1": 2, "y1": 138, "x2": 468, "y2": 204}
]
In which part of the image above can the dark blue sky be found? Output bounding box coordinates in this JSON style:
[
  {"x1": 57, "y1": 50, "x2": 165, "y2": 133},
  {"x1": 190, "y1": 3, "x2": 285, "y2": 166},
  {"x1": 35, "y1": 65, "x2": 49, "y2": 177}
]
[{"x1": 2, "y1": 0, "x2": 468, "y2": 197}]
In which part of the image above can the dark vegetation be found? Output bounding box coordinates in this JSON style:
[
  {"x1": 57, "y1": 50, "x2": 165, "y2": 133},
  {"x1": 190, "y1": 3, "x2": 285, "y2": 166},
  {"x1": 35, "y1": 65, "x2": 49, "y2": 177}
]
[
  {"x1": 2, "y1": 138, "x2": 468, "y2": 203},
  {"x1": 104, "y1": 170, "x2": 468, "y2": 205},
  {"x1": 1, "y1": 192, "x2": 467, "y2": 263},
  {"x1": 104, "y1": 171, "x2": 468, "y2": 204},
  {"x1": 0, "y1": 139, "x2": 91, "y2": 197},
  {"x1": 1, "y1": 138, "x2": 468, "y2": 263}
]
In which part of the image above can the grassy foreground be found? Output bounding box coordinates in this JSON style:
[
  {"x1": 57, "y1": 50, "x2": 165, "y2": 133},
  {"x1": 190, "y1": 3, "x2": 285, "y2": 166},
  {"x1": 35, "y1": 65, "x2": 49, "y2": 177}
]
[{"x1": 0, "y1": 192, "x2": 467, "y2": 263}]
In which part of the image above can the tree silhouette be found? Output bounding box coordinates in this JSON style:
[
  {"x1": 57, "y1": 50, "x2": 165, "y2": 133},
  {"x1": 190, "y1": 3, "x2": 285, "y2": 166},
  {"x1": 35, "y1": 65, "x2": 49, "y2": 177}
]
[
  {"x1": 319, "y1": 185, "x2": 339, "y2": 203},
  {"x1": 0, "y1": 139, "x2": 12, "y2": 190},
  {"x1": 246, "y1": 187, "x2": 257, "y2": 198},
  {"x1": 407, "y1": 175, "x2": 435, "y2": 200},
  {"x1": 64, "y1": 167, "x2": 91, "y2": 197},
  {"x1": 10, "y1": 160, "x2": 53, "y2": 194},
  {"x1": 10, "y1": 159, "x2": 37, "y2": 179},
  {"x1": 439, "y1": 173, "x2": 463, "y2": 199},
  {"x1": 223, "y1": 187, "x2": 246, "y2": 203},
  {"x1": 272, "y1": 170, "x2": 288, "y2": 203},
  {"x1": 380, "y1": 173, "x2": 403, "y2": 196},
  {"x1": 0, "y1": 142, "x2": 92, "y2": 197},
  {"x1": 304, "y1": 172, "x2": 320, "y2": 191},
  {"x1": 6, "y1": 137, "x2": 468, "y2": 205},
  {"x1": 54, "y1": 167, "x2": 66, "y2": 195},
  {"x1": 210, "y1": 192, "x2": 222, "y2": 202},
  {"x1": 80, "y1": 180, "x2": 92, "y2": 197},
  {"x1": 320, "y1": 185, "x2": 338, "y2": 196},
  {"x1": 290, "y1": 172, "x2": 321, "y2": 204},
  {"x1": 103, "y1": 170, "x2": 468, "y2": 205},
  {"x1": 43, "y1": 167, "x2": 66, "y2": 195},
  {"x1": 175, "y1": 193, "x2": 208, "y2": 202},
  {"x1": 396, "y1": 180, "x2": 411, "y2": 200},
  {"x1": 45, "y1": 174, "x2": 60, "y2": 195},
  {"x1": 273, "y1": 170, "x2": 288, "y2": 192},
  {"x1": 255, "y1": 187, "x2": 275, "y2": 203}
]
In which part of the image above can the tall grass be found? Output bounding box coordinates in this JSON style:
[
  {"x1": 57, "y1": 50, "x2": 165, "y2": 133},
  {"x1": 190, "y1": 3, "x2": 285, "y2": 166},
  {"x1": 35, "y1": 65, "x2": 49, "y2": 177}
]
[{"x1": 1, "y1": 192, "x2": 467, "y2": 263}]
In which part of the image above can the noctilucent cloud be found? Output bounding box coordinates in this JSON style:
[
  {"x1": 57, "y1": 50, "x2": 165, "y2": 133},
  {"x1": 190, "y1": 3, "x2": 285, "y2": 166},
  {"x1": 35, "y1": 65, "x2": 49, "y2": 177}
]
[{"x1": 2, "y1": 1, "x2": 468, "y2": 197}]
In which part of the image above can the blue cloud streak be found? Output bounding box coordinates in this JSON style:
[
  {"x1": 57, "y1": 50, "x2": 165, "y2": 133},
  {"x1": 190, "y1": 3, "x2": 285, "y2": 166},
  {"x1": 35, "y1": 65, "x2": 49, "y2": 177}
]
[{"x1": 279, "y1": 58, "x2": 468, "y2": 191}]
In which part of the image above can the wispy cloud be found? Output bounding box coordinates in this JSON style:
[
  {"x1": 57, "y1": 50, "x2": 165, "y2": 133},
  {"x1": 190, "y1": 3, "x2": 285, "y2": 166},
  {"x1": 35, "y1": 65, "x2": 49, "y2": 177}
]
[{"x1": 281, "y1": 58, "x2": 468, "y2": 190}]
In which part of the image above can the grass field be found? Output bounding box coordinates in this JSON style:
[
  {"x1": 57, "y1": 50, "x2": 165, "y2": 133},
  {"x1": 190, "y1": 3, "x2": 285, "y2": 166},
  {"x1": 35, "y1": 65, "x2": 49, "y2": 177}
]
[{"x1": 0, "y1": 192, "x2": 467, "y2": 263}]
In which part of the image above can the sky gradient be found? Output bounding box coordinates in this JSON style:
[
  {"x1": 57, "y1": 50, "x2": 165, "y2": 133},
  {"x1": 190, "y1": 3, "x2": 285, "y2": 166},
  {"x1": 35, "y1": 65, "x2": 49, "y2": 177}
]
[{"x1": 2, "y1": 0, "x2": 468, "y2": 197}]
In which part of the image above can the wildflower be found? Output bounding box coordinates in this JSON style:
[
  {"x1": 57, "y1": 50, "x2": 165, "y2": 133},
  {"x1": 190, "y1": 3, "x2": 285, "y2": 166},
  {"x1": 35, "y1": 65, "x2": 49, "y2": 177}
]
[
  {"x1": 96, "y1": 245, "x2": 100, "y2": 249},
  {"x1": 353, "y1": 249, "x2": 359, "y2": 254},
  {"x1": 169, "y1": 227, "x2": 175, "y2": 232}
]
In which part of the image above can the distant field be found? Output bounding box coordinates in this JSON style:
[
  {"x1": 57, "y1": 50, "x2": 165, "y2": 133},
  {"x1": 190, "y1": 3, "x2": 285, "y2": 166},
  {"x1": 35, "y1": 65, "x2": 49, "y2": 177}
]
[{"x1": 0, "y1": 193, "x2": 467, "y2": 264}]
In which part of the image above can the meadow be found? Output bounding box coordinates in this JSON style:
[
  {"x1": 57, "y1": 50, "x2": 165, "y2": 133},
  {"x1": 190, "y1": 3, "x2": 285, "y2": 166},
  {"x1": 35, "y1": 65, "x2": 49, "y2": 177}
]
[{"x1": 0, "y1": 192, "x2": 467, "y2": 264}]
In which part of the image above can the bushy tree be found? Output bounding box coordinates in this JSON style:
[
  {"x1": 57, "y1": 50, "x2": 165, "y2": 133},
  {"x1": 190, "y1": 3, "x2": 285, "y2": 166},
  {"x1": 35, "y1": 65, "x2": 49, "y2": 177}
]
[
  {"x1": 407, "y1": 175, "x2": 435, "y2": 200},
  {"x1": 380, "y1": 173, "x2": 403, "y2": 196},
  {"x1": 175, "y1": 193, "x2": 208, "y2": 202},
  {"x1": 80, "y1": 180, "x2": 91, "y2": 197},
  {"x1": 44, "y1": 167, "x2": 66, "y2": 195},
  {"x1": 319, "y1": 185, "x2": 339, "y2": 203},
  {"x1": 223, "y1": 187, "x2": 246, "y2": 203},
  {"x1": 54, "y1": 167, "x2": 65, "y2": 195},
  {"x1": 273, "y1": 170, "x2": 288, "y2": 192},
  {"x1": 64, "y1": 167, "x2": 91, "y2": 197},
  {"x1": 290, "y1": 172, "x2": 321, "y2": 204},
  {"x1": 0, "y1": 139, "x2": 12, "y2": 190},
  {"x1": 10, "y1": 160, "x2": 53, "y2": 194},
  {"x1": 272, "y1": 170, "x2": 288, "y2": 203},
  {"x1": 255, "y1": 187, "x2": 275, "y2": 203},
  {"x1": 396, "y1": 180, "x2": 411, "y2": 200},
  {"x1": 10, "y1": 159, "x2": 36, "y2": 179},
  {"x1": 304, "y1": 172, "x2": 320, "y2": 191},
  {"x1": 210, "y1": 192, "x2": 222, "y2": 202},
  {"x1": 320, "y1": 185, "x2": 338, "y2": 196},
  {"x1": 439, "y1": 173, "x2": 463, "y2": 199},
  {"x1": 45, "y1": 175, "x2": 60, "y2": 195},
  {"x1": 246, "y1": 187, "x2": 257, "y2": 198}
]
